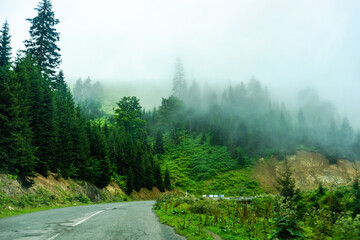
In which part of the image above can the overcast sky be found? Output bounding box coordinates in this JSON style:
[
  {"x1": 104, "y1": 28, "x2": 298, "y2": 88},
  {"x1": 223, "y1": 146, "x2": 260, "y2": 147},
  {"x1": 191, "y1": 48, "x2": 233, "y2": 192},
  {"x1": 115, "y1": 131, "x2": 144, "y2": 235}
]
[{"x1": 1, "y1": 0, "x2": 359, "y2": 127}]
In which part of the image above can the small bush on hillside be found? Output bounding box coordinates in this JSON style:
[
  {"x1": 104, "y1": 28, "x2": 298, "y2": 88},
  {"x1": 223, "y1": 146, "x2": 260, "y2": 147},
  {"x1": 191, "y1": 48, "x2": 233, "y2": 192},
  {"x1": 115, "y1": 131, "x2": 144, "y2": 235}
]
[
  {"x1": 156, "y1": 191, "x2": 182, "y2": 203},
  {"x1": 271, "y1": 197, "x2": 304, "y2": 239},
  {"x1": 75, "y1": 193, "x2": 90, "y2": 203},
  {"x1": 189, "y1": 201, "x2": 217, "y2": 215}
]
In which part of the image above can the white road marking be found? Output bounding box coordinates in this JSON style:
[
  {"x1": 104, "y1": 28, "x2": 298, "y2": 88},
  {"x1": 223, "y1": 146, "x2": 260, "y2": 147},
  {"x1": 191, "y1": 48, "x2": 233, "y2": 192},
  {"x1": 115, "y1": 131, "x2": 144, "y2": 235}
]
[
  {"x1": 47, "y1": 233, "x2": 60, "y2": 240},
  {"x1": 72, "y1": 210, "x2": 104, "y2": 226},
  {"x1": 47, "y1": 210, "x2": 104, "y2": 240}
]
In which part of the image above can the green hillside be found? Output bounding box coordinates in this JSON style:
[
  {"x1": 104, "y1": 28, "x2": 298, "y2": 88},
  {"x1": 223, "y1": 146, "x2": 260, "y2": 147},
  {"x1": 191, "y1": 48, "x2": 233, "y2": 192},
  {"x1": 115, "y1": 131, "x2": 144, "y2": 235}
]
[{"x1": 156, "y1": 133, "x2": 262, "y2": 196}]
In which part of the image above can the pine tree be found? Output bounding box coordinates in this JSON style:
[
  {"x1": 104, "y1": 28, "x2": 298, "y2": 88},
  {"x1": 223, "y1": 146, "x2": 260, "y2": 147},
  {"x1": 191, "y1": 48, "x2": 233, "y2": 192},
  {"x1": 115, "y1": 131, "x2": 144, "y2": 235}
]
[
  {"x1": 154, "y1": 162, "x2": 164, "y2": 192},
  {"x1": 108, "y1": 125, "x2": 121, "y2": 173},
  {"x1": 88, "y1": 123, "x2": 111, "y2": 187},
  {"x1": 0, "y1": 20, "x2": 12, "y2": 68},
  {"x1": 24, "y1": 56, "x2": 57, "y2": 176},
  {"x1": 126, "y1": 167, "x2": 135, "y2": 195},
  {"x1": 339, "y1": 117, "x2": 353, "y2": 157},
  {"x1": 187, "y1": 80, "x2": 200, "y2": 105},
  {"x1": 350, "y1": 174, "x2": 360, "y2": 216},
  {"x1": 25, "y1": 0, "x2": 61, "y2": 78},
  {"x1": 0, "y1": 22, "x2": 17, "y2": 172},
  {"x1": 10, "y1": 54, "x2": 38, "y2": 178},
  {"x1": 275, "y1": 158, "x2": 298, "y2": 200},
  {"x1": 53, "y1": 70, "x2": 76, "y2": 175},
  {"x1": 0, "y1": 21, "x2": 14, "y2": 169},
  {"x1": 164, "y1": 167, "x2": 171, "y2": 190},
  {"x1": 76, "y1": 78, "x2": 105, "y2": 119},
  {"x1": 73, "y1": 78, "x2": 83, "y2": 104},
  {"x1": 72, "y1": 106, "x2": 90, "y2": 178},
  {"x1": 143, "y1": 155, "x2": 154, "y2": 190},
  {"x1": 172, "y1": 58, "x2": 187, "y2": 100},
  {"x1": 154, "y1": 130, "x2": 165, "y2": 154},
  {"x1": 133, "y1": 159, "x2": 143, "y2": 191}
]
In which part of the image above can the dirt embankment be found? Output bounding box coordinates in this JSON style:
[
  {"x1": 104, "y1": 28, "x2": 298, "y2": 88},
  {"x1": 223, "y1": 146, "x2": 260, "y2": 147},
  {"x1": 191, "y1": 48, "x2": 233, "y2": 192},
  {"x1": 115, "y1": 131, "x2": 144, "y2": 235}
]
[
  {"x1": 254, "y1": 150, "x2": 360, "y2": 193},
  {"x1": 0, "y1": 172, "x2": 162, "y2": 202}
]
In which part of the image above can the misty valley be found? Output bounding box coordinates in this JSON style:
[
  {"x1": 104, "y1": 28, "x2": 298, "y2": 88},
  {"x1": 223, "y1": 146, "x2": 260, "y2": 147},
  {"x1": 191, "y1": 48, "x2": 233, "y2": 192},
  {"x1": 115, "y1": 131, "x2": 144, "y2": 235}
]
[{"x1": 1, "y1": 0, "x2": 360, "y2": 239}]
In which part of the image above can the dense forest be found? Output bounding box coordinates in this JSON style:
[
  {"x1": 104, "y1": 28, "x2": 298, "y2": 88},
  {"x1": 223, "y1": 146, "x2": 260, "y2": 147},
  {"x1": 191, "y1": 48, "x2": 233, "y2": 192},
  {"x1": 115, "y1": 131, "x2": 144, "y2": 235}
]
[
  {"x1": 0, "y1": 0, "x2": 165, "y2": 194},
  {"x1": 1, "y1": 0, "x2": 359, "y2": 196}
]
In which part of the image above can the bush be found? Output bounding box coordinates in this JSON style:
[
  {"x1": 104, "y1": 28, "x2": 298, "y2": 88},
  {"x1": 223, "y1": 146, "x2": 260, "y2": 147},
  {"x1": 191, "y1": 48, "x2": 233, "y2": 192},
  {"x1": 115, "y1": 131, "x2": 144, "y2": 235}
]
[
  {"x1": 272, "y1": 197, "x2": 304, "y2": 239},
  {"x1": 156, "y1": 191, "x2": 182, "y2": 203},
  {"x1": 332, "y1": 212, "x2": 360, "y2": 239},
  {"x1": 75, "y1": 193, "x2": 90, "y2": 203},
  {"x1": 189, "y1": 201, "x2": 217, "y2": 215}
]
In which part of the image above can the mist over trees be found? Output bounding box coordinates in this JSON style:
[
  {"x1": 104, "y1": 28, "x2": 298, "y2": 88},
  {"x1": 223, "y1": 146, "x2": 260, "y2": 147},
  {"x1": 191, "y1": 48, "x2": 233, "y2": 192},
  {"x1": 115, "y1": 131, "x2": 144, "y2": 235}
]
[
  {"x1": 145, "y1": 59, "x2": 360, "y2": 162},
  {"x1": 73, "y1": 77, "x2": 105, "y2": 119}
]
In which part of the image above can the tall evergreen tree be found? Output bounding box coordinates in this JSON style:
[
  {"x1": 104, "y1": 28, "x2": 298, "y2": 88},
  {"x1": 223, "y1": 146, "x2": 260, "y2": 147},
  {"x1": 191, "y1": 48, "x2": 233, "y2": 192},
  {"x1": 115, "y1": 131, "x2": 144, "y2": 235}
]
[
  {"x1": 10, "y1": 54, "x2": 38, "y2": 178},
  {"x1": 154, "y1": 162, "x2": 164, "y2": 192},
  {"x1": 154, "y1": 130, "x2": 165, "y2": 154},
  {"x1": 72, "y1": 106, "x2": 90, "y2": 178},
  {"x1": 172, "y1": 58, "x2": 187, "y2": 100},
  {"x1": 275, "y1": 158, "x2": 298, "y2": 200},
  {"x1": 126, "y1": 167, "x2": 135, "y2": 195},
  {"x1": 164, "y1": 167, "x2": 171, "y2": 190},
  {"x1": 53, "y1": 70, "x2": 76, "y2": 174},
  {"x1": 88, "y1": 123, "x2": 111, "y2": 187},
  {"x1": 143, "y1": 155, "x2": 155, "y2": 190},
  {"x1": 188, "y1": 80, "x2": 200, "y2": 105},
  {"x1": 0, "y1": 20, "x2": 12, "y2": 68},
  {"x1": 0, "y1": 22, "x2": 17, "y2": 172},
  {"x1": 22, "y1": 55, "x2": 58, "y2": 176},
  {"x1": 25, "y1": 0, "x2": 61, "y2": 78},
  {"x1": 73, "y1": 78, "x2": 83, "y2": 104}
]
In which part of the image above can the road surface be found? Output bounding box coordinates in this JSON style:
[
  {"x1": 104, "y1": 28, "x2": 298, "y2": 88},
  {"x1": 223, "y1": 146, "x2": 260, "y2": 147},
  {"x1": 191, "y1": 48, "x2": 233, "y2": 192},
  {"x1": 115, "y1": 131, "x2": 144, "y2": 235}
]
[{"x1": 0, "y1": 201, "x2": 186, "y2": 240}]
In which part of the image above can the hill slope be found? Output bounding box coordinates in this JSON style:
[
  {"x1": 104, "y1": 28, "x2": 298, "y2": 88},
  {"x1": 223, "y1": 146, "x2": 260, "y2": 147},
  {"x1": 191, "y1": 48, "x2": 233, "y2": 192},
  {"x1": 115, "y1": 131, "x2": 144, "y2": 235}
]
[
  {"x1": 254, "y1": 150, "x2": 360, "y2": 193},
  {"x1": 157, "y1": 133, "x2": 262, "y2": 196}
]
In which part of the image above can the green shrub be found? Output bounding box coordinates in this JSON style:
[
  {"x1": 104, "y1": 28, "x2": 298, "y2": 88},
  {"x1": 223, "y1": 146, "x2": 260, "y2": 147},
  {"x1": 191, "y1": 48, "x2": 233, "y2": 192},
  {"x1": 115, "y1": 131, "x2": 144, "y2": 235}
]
[
  {"x1": 189, "y1": 201, "x2": 217, "y2": 215},
  {"x1": 156, "y1": 191, "x2": 182, "y2": 203},
  {"x1": 332, "y1": 212, "x2": 360, "y2": 240},
  {"x1": 271, "y1": 197, "x2": 304, "y2": 239},
  {"x1": 75, "y1": 193, "x2": 90, "y2": 203}
]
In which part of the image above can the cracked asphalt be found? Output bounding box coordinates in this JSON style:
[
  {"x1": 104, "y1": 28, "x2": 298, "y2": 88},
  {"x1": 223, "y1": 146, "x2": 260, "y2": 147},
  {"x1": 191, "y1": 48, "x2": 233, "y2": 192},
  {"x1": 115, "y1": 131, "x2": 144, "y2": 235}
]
[{"x1": 0, "y1": 201, "x2": 186, "y2": 240}]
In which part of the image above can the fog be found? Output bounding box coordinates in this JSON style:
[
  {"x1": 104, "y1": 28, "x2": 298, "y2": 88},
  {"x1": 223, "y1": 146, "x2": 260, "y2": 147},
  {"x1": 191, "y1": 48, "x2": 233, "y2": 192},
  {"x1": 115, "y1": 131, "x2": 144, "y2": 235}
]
[{"x1": 1, "y1": 0, "x2": 359, "y2": 127}]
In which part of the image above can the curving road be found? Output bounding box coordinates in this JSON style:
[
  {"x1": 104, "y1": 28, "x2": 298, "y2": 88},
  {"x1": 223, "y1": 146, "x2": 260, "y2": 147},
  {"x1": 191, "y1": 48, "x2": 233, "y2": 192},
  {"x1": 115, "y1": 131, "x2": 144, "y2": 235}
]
[{"x1": 0, "y1": 201, "x2": 186, "y2": 240}]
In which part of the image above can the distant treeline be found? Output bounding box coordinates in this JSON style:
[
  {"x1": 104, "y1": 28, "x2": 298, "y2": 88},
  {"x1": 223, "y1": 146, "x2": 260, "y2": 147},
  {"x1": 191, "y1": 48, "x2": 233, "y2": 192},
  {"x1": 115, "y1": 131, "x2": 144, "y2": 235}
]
[
  {"x1": 0, "y1": 0, "x2": 166, "y2": 194},
  {"x1": 144, "y1": 59, "x2": 360, "y2": 163}
]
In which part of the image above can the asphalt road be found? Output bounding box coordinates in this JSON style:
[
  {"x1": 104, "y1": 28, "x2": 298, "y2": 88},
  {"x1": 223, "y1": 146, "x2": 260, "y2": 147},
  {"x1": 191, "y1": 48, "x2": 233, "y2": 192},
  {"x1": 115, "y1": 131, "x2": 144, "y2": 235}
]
[{"x1": 0, "y1": 201, "x2": 186, "y2": 240}]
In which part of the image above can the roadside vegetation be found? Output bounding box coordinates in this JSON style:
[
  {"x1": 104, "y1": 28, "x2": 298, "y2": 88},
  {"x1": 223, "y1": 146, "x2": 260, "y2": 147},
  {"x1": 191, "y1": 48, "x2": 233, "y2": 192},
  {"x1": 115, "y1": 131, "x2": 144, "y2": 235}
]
[
  {"x1": 0, "y1": 173, "x2": 127, "y2": 218},
  {"x1": 155, "y1": 175, "x2": 360, "y2": 240},
  {"x1": 0, "y1": 187, "x2": 93, "y2": 218}
]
